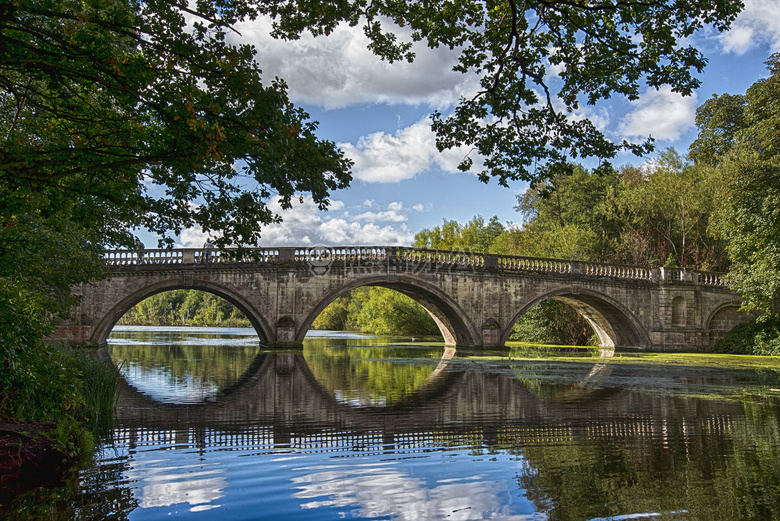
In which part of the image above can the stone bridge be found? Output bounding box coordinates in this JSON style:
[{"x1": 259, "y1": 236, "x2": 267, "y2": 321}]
[{"x1": 54, "y1": 246, "x2": 749, "y2": 351}]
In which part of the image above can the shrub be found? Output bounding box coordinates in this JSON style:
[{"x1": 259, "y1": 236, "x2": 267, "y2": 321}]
[
  {"x1": 714, "y1": 316, "x2": 780, "y2": 356},
  {"x1": 0, "y1": 342, "x2": 83, "y2": 422},
  {"x1": 0, "y1": 343, "x2": 119, "y2": 437}
]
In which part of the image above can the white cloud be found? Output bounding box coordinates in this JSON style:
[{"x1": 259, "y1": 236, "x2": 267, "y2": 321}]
[
  {"x1": 720, "y1": 0, "x2": 780, "y2": 54},
  {"x1": 617, "y1": 86, "x2": 697, "y2": 141},
  {"x1": 230, "y1": 17, "x2": 478, "y2": 110},
  {"x1": 177, "y1": 196, "x2": 414, "y2": 248},
  {"x1": 340, "y1": 117, "x2": 478, "y2": 182},
  {"x1": 352, "y1": 210, "x2": 407, "y2": 222},
  {"x1": 318, "y1": 219, "x2": 413, "y2": 244}
]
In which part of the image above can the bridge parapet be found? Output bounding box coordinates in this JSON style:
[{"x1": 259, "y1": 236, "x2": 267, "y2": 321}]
[
  {"x1": 105, "y1": 248, "x2": 282, "y2": 265},
  {"x1": 104, "y1": 246, "x2": 726, "y2": 287}
]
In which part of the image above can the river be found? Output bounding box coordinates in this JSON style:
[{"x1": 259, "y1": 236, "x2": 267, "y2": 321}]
[{"x1": 3, "y1": 326, "x2": 780, "y2": 520}]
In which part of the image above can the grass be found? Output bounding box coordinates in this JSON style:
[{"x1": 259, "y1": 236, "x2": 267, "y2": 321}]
[
  {"x1": 1, "y1": 342, "x2": 122, "y2": 463},
  {"x1": 69, "y1": 348, "x2": 121, "y2": 437}
]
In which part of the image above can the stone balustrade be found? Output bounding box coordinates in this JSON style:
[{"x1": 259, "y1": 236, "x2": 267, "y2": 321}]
[{"x1": 103, "y1": 246, "x2": 725, "y2": 286}]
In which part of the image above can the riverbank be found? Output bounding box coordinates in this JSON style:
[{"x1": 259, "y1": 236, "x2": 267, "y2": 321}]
[
  {"x1": 0, "y1": 420, "x2": 86, "y2": 501},
  {"x1": 0, "y1": 344, "x2": 119, "y2": 506}
]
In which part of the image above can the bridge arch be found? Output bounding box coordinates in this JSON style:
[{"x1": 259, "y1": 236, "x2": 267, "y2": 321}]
[
  {"x1": 501, "y1": 287, "x2": 652, "y2": 348},
  {"x1": 297, "y1": 275, "x2": 482, "y2": 347},
  {"x1": 705, "y1": 301, "x2": 752, "y2": 345},
  {"x1": 89, "y1": 279, "x2": 273, "y2": 346}
]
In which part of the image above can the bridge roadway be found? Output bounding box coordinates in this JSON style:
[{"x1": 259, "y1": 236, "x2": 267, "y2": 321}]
[{"x1": 53, "y1": 246, "x2": 749, "y2": 351}]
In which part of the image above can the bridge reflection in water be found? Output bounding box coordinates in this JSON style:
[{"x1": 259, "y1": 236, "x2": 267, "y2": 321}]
[{"x1": 82, "y1": 331, "x2": 780, "y2": 521}]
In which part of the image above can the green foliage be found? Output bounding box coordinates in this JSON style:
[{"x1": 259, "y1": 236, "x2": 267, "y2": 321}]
[
  {"x1": 70, "y1": 351, "x2": 120, "y2": 434},
  {"x1": 0, "y1": 213, "x2": 106, "y2": 370},
  {"x1": 0, "y1": 342, "x2": 83, "y2": 422},
  {"x1": 354, "y1": 287, "x2": 439, "y2": 336},
  {"x1": 509, "y1": 156, "x2": 726, "y2": 270},
  {"x1": 510, "y1": 164, "x2": 621, "y2": 261},
  {"x1": 693, "y1": 54, "x2": 780, "y2": 314},
  {"x1": 312, "y1": 287, "x2": 439, "y2": 337},
  {"x1": 2, "y1": 0, "x2": 351, "y2": 249},
  {"x1": 510, "y1": 300, "x2": 596, "y2": 346},
  {"x1": 413, "y1": 215, "x2": 504, "y2": 253},
  {"x1": 42, "y1": 417, "x2": 96, "y2": 464},
  {"x1": 312, "y1": 296, "x2": 352, "y2": 331},
  {"x1": 121, "y1": 290, "x2": 250, "y2": 327},
  {"x1": 0, "y1": 342, "x2": 119, "y2": 449},
  {"x1": 714, "y1": 317, "x2": 780, "y2": 356},
  {"x1": 603, "y1": 150, "x2": 725, "y2": 270},
  {"x1": 264, "y1": 0, "x2": 744, "y2": 185}
]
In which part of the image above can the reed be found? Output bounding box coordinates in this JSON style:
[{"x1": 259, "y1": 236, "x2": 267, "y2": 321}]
[{"x1": 70, "y1": 348, "x2": 121, "y2": 435}]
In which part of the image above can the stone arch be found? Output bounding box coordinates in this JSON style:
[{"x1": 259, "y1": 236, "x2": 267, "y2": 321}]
[
  {"x1": 297, "y1": 275, "x2": 481, "y2": 347},
  {"x1": 706, "y1": 303, "x2": 752, "y2": 345},
  {"x1": 672, "y1": 296, "x2": 687, "y2": 326},
  {"x1": 501, "y1": 287, "x2": 651, "y2": 348},
  {"x1": 89, "y1": 278, "x2": 272, "y2": 346}
]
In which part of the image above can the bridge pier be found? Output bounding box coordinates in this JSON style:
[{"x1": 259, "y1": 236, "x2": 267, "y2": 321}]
[
  {"x1": 481, "y1": 319, "x2": 502, "y2": 349},
  {"x1": 48, "y1": 324, "x2": 95, "y2": 346}
]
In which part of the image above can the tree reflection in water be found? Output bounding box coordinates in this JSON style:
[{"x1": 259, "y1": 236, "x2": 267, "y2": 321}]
[{"x1": 2, "y1": 328, "x2": 779, "y2": 521}]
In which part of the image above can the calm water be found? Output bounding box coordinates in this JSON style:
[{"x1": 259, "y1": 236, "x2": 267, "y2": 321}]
[{"x1": 4, "y1": 326, "x2": 780, "y2": 520}]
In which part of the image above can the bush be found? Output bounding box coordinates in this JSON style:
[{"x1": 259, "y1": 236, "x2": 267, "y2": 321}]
[
  {"x1": 714, "y1": 316, "x2": 780, "y2": 356},
  {"x1": 1, "y1": 343, "x2": 119, "y2": 437},
  {"x1": 510, "y1": 300, "x2": 597, "y2": 346},
  {"x1": 0, "y1": 342, "x2": 83, "y2": 423}
]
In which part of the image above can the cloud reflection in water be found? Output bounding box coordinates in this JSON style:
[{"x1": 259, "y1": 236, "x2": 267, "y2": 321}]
[
  {"x1": 125, "y1": 459, "x2": 227, "y2": 512},
  {"x1": 292, "y1": 462, "x2": 541, "y2": 520}
]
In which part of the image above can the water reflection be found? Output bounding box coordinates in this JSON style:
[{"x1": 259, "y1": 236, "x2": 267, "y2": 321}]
[
  {"x1": 2, "y1": 327, "x2": 780, "y2": 520},
  {"x1": 108, "y1": 326, "x2": 262, "y2": 403},
  {"x1": 126, "y1": 459, "x2": 226, "y2": 512},
  {"x1": 107, "y1": 327, "x2": 454, "y2": 408},
  {"x1": 291, "y1": 461, "x2": 537, "y2": 520}
]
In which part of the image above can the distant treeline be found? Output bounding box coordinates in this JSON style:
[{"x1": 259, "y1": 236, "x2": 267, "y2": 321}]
[{"x1": 121, "y1": 289, "x2": 251, "y2": 327}]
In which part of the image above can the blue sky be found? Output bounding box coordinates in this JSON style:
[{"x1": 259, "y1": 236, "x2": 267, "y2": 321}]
[{"x1": 169, "y1": 1, "x2": 780, "y2": 249}]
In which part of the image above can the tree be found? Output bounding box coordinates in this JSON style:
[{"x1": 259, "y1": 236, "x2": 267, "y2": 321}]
[
  {"x1": 266, "y1": 0, "x2": 742, "y2": 186},
  {"x1": 413, "y1": 215, "x2": 504, "y2": 252},
  {"x1": 312, "y1": 295, "x2": 351, "y2": 331},
  {"x1": 513, "y1": 164, "x2": 620, "y2": 261},
  {"x1": 692, "y1": 54, "x2": 780, "y2": 314},
  {"x1": 313, "y1": 287, "x2": 439, "y2": 337},
  {"x1": 355, "y1": 288, "x2": 439, "y2": 337},
  {"x1": 1, "y1": 0, "x2": 352, "y2": 248},
  {"x1": 602, "y1": 149, "x2": 724, "y2": 270}
]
